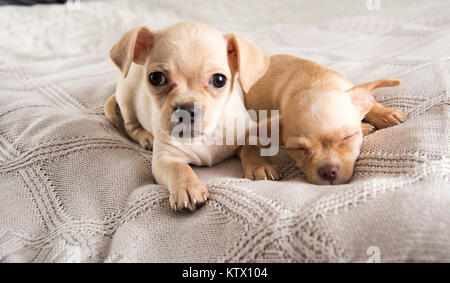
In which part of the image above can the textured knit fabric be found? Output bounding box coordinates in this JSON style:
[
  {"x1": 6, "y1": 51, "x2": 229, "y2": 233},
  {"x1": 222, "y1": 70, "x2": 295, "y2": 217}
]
[{"x1": 0, "y1": 0, "x2": 449, "y2": 262}]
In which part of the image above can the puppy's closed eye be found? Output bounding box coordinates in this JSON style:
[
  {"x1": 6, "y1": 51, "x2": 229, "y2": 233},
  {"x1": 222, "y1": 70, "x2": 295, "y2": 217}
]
[
  {"x1": 285, "y1": 140, "x2": 310, "y2": 154},
  {"x1": 289, "y1": 147, "x2": 308, "y2": 153},
  {"x1": 341, "y1": 131, "x2": 359, "y2": 143}
]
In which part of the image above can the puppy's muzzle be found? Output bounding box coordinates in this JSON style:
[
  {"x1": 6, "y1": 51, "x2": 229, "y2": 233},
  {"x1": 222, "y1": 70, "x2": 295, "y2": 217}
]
[{"x1": 171, "y1": 103, "x2": 202, "y2": 138}]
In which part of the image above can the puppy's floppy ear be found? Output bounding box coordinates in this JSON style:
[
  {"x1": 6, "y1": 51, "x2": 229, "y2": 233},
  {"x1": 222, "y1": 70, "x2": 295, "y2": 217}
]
[
  {"x1": 224, "y1": 33, "x2": 270, "y2": 93},
  {"x1": 346, "y1": 79, "x2": 402, "y2": 117},
  {"x1": 110, "y1": 26, "x2": 154, "y2": 78}
]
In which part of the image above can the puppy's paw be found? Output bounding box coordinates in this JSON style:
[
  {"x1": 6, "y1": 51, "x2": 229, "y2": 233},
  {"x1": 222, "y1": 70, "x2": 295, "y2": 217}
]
[
  {"x1": 361, "y1": 123, "x2": 375, "y2": 136},
  {"x1": 244, "y1": 163, "x2": 280, "y2": 181},
  {"x1": 369, "y1": 108, "x2": 407, "y2": 129},
  {"x1": 138, "y1": 131, "x2": 154, "y2": 150},
  {"x1": 169, "y1": 180, "x2": 209, "y2": 211}
]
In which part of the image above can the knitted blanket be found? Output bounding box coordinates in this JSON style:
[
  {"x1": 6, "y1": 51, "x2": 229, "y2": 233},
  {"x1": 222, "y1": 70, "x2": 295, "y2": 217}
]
[{"x1": 0, "y1": 0, "x2": 449, "y2": 262}]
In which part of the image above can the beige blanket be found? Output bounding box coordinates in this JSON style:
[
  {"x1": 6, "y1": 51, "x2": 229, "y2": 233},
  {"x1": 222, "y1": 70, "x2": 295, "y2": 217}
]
[{"x1": 0, "y1": 0, "x2": 449, "y2": 262}]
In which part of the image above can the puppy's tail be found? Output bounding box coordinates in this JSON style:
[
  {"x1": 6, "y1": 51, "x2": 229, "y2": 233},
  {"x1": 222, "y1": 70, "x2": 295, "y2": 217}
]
[{"x1": 104, "y1": 94, "x2": 121, "y2": 128}]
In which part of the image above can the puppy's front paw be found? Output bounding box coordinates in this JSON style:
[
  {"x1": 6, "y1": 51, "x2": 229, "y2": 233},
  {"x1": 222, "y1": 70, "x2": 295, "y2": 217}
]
[
  {"x1": 243, "y1": 163, "x2": 280, "y2": 181},
  {"x1": 170, "y1": 180, "x2": 209, "y2": 211},
  {"x1": 369, "y1": 108, "x2": 407, "y2": 130},
  {"x1": 138, "y1": 131, "x2": 154, "y2": 150},
  {"x1": 361, "y1": 123, "x2": 375, "y2": 136}
]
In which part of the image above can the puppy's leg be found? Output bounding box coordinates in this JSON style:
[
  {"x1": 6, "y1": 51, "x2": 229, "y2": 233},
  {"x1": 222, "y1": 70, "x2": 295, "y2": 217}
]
[
  {"x1": 104, "y1": 94, "x2": 121, "y2": 127},
  {"x1": 239, "y1": 145, "x2": 280, "y2": 181},
  {"x1": 106, "y1": 93, "x2": 154, "y2": 150},
  {"x1": 153, "y1": 152, "x2": 209, "y2": 211},
  {"x1": 361, "y1": 122, "x2": 375, "y2": 136},
  {"x1": 365, "y1": 99, "x2": 407, "y2": 130},
  {"x1": 124, "y1": 121, "x2": 154, "y2": 150},
  {"x1": 117, "y1": 99, "x2": 153, "y2": 150}
]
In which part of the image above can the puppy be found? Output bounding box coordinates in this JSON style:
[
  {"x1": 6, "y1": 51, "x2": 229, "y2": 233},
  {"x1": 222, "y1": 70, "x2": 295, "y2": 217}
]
[
  {"x1": 240, "y1": 54, "x2": 407, "y2": 185},
  {"x1": 104, "y1": 22, "x2": 269, "y2": 210}
]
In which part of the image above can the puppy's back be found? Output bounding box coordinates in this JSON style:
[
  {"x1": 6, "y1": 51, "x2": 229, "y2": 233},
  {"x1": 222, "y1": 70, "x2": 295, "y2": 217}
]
[{"x1": 245, "y1": 54, "x2": 352, "y2": 112}]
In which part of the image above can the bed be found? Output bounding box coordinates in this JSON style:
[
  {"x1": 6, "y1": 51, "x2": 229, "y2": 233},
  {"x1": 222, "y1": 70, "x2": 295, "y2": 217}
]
[{"x1": 0, "y1": 0, "x2": 449, "y2": 262}]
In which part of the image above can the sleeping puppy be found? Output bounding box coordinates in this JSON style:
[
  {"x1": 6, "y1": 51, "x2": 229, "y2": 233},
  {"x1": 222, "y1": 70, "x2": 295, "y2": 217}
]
[
  {"x1": 240, "y1": 54, "x2": 407, "y2": 185},
  {"x1": 104, "y1": 22, "x2": 269, "y2": 210}
]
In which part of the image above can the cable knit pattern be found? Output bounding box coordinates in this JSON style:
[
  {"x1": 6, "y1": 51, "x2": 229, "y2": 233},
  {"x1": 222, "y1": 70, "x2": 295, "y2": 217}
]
[{"x1": 0, "y1": 1, "x2": 449, "y2": 262}]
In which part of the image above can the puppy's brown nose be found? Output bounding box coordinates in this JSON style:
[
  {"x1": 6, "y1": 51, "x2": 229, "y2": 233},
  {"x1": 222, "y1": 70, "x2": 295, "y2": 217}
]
[{"x1": 318, "y1": 163, "x2": 339, "y2": 182}]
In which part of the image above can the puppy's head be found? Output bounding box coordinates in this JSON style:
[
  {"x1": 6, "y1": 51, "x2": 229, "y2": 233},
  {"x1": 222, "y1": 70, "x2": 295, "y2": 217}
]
[
  {"x1": 282, "y1": 79, "x2": 401, "y2": 185},
  {"x1": 110, "y1": 22, "x2": 269, "y2": 138}
]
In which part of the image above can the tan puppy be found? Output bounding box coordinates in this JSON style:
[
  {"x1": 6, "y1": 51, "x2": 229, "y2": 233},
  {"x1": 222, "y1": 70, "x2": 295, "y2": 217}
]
[
  {"x1": 105, "y1": 22, "x2": 269, "y2": 210},
  {"x1": 240, "y1": 54, "x2": 407, "y2": 185}
]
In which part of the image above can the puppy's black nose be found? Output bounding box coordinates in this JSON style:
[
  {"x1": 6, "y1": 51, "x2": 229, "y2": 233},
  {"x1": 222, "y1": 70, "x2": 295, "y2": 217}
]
[
  {"x1": 318, "y1": 163, "x2": 339, "y2": 182},
  {"x1": 175, "y1": 103, "x2": 198, "y2": 121}
]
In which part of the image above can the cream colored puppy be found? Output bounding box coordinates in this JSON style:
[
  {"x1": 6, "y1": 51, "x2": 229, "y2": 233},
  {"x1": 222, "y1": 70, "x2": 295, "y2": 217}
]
[
  {"x1": 240, "y1": 54, "x2": 407, "y2": 185},
  {"x1": 105, "y1": 22, "x2": 269, "y2": 210}
]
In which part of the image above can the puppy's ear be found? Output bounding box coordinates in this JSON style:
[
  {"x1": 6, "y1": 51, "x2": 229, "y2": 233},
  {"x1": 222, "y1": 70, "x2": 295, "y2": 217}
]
[
  {"x1": 224, "y1": 33, "x2": 270, "y2": 93},
  {"x1": 110, "y1": 26, "x2": 154, "y2": 78},
  {"x1": 346, "y1": 79, "x2": 402, "y2": 117}
]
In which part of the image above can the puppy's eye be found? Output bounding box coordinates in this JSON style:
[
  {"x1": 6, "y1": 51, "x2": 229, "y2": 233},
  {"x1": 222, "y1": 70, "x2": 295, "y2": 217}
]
[
  {"x1": 210, "y1": 74, "x2": 227, "y2": 88},
  {"x1": 343, "y1": 132, "x2": 359, "y2": 141},
  {"x1": 149, "y1": 72, "x2": 167, "y2": 86},
  {"x1": 287, "y1": 146, "x2": 308, "y2": 154}
]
